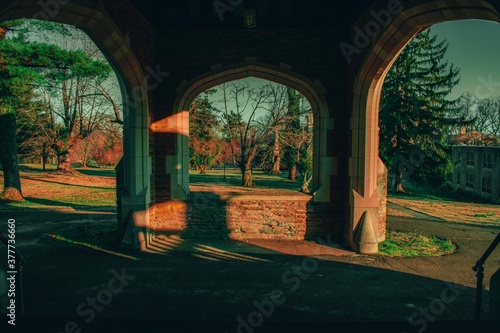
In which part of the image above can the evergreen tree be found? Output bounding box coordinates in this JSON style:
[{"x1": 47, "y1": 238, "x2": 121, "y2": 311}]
[
  {"x1": 380, "y1": 28, "x2": 461, "y2": 191},
  {"x1": 0, "y1": 21, "x2": 45, "y2": 200},
  {"x1": 0, "y1": 20, "x2": 113, "y2": 200},
  {"x1": 189, "y1": 90, "x2": 221, "y2": 173}
]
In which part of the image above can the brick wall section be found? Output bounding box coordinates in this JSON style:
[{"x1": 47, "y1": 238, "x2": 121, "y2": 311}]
[
  {"x1": 305, "y1": 202, "x2": 344, "y2": 242},
  {"x1": 227, "y1": 195, "x2": 310, "y2": 240},
  {"x1": 152, "y1": 200, "x2": 187, "y2": 231},
  {"x1": 153, "y1": 192, "x2": 313, "y2": 240}
]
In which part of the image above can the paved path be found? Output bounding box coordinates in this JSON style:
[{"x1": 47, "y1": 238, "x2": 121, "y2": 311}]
[{"x1": 1, "y1": 208, "x2": 500, "y2": 332}]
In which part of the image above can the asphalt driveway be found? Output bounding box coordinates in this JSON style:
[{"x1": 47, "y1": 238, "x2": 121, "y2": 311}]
[{"x1": 1, "y1": 207, "x2": 500, "y2": 332}]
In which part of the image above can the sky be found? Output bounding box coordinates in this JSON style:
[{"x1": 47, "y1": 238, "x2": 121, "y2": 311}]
[{"x1": 430, "y1": 19, "x2": 500, "y2": 100}]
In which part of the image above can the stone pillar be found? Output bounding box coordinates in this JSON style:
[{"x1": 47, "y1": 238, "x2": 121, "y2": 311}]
[
  {"x1": 377, "y1": 157, "x2": 388, "y2": 242},
  {"x1": 490, "y1": 268, "x2": 500, "y2": 319},
  {"x1": 151, "y1": 112, "x2": 189, "y2": 200},
  {"x1": 313, "y1": 116, "x2": 335, "y2": 202},
  {"x1": 118, "y1": 92, "x2": 152, "y2": 249}
]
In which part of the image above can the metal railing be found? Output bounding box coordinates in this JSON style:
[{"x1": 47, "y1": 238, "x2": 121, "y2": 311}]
[{"x1": 472, "y1": 232, "x2": 500, "y2": 320}]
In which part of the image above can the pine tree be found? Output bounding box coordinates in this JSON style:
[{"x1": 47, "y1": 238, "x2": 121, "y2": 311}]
[
  {"x1": 0, "y1": 21, "x2": 43, "y2": 201},
  {"x1": 0, "y1": 20, "x2": 113, "y2": 200},
  {"x1": 189, "y1": 90, "x2": 221, "y2": 174},
  {"x1": 380, "y1": 28, "x2": 461, "y2": 191}
]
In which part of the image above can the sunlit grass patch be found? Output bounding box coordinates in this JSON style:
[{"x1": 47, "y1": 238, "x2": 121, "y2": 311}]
[
  {"x1": 189, "y1": 169, "x2": 306, "y2": 193},
  {"x1": 388, "y1": 197, "x2": 500, "y2": 226},
  {"x1": 0, "y1": 165, "x2": 116, "y2": 210},
  {"x1": 378, "y1": 230, "x2": 456, "y2": 257}
]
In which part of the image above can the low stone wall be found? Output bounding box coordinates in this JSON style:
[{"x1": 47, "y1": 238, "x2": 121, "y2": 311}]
[
  {"x1": 152, "y1": 191, "x2": 313, "y2": 240},
  {"x1": 226, "y1": 194, "x2": 310, "y2": 240}
]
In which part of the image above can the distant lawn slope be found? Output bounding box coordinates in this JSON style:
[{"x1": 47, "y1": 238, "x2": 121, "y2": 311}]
[
  {"x1": 3, "y1": 165, "x2": 499, "y2": 227},
  {"x1": 388, "y1": 186, "x2": 500, "y2": 226}
]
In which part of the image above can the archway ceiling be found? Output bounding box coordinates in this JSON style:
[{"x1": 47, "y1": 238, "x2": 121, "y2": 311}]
[{"x1": 129, "y1": 0, "x2": 372, "y2": 30}]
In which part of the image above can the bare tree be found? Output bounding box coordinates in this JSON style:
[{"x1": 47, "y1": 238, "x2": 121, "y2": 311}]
[
  {"x1": 475, "y1": 97, "x2": 495, "y2": 134},
  {"x1": 478, "y1": 97, "x2": 500, "y2": 136},
  {"x1": 37, "y1": 25, "x2": 122, "y2": 173},
  {"x1": 261, "y1": 84, "x2": 289, "y2": 174},
  {"x1": 219, "y1": 82, "x2": 274, "y2": 187},
  {"x1": 282, "y1": 100, "x2": 314, "y2": 193}
]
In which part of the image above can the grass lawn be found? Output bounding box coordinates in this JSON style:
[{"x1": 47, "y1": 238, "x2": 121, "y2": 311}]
[
  {"x1": 0, "y1": 164, "x2": 116, "y2": 210},
  {"x1": 388, "y1": 186, "x2": 500, "y2": 226},
  {"x1": 3, "y1": 164, "x2": 498, "y2": 227},
  {"x1": 189, "y1": 168, "x2": 309, "y2": 193},
  {"x1": 0, "y1": 166, "x2": 307, "y2": 211}
]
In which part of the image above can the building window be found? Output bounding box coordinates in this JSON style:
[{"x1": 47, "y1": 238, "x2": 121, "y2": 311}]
[
  {"x1": 466, "y1": 174, "x2": 474, "y2": 188},
  {"x1": 482, "y1": 177, "x2": 492, "y2": 194},
  {"x1": 466, "y1": 152, "x2": 474, "y2": 166},
  {"x1": 483, "y1": 153, "x2": 493, "y2": 168},
  {"x1": 456, "y1": 172, "x2": 461, "y2": 185}
]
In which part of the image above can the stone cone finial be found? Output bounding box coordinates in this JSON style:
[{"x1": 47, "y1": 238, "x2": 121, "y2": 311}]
[{"x1": 358, "y1": 211, "x2": 378, "y2": 254}]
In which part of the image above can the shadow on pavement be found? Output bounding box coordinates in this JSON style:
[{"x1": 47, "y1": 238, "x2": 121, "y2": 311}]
[
  {"x1": 14, "y1": 242, "x2": 485, "y2": 329},
  {"x1": 2, "y1": 207, "x2": 498, "y2": 333}
]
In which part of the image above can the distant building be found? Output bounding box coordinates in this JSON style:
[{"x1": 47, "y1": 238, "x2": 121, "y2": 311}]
[{"x1": 451, "y1": 145, "x2": 500, "y2": 204}]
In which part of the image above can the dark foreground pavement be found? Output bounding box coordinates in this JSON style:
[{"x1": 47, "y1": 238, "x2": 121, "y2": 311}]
[{"x1": 1, "y1": 208, "x2": 500, "y2": 332}]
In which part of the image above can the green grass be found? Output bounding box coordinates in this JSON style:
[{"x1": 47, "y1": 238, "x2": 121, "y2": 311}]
[
  {"x1": 388, "y1": 182, "x2": 493, "y2": 205},
  {"x1": 189, "y1": 169, "x2": 308, "y2": 192},
  {"x1": 474, "y1": 212, "x2": 497, "y2": 218},
  {"x1": 378, "y1": 230, "x2": 456, "y2": 257},
  {"x1": 1, "y1": 187, "x2": 116, "y2": 209},
  {"x1": 0, "y1": 164, "x2": 116, "y2": 210}
]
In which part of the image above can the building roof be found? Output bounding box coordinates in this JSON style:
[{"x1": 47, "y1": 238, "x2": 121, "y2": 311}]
[{"x1": 448, "y1": 131, "x2": 500, "y2": 147}]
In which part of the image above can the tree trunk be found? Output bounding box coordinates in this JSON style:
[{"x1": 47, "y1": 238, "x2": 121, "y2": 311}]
[
  {"x1": 270, "y1": 128, "x2": 281, "y2": 174},
  {"x1": 301, "y1": 172, "x2": 313, "y2": 193},
  {"x1": 42, "y1": 155, "x2": 47, "y2": 171},
  {"x1": 240, "y1": 143, "x2": 259, "y2": 187},
  {"x1": 0, "y1": 113, "x2": 23, "y2": 201},
  {"x1": 289, "y1": 163, "x2": 297, "y2": 180},
  {"x1": 199, "y1": 165, "x2": 207, "y2": 174},
  {"x1": 56, "y1": 135, "x2": 76, "y2": 174},
  {"x1": 56, "y1": 151, "x2": 75, "y2": 174},
  {"x1": 271, "y1": 154, "x2": 281, "y2": 174},
  {"x1": 394, "y1": 171, "x2": 405, "y2": 193},
  {"x1": 242, "y1": 167, "x2": 254, "y2": 187}
]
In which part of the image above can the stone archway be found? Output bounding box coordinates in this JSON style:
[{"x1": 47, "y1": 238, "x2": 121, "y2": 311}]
[
  {"x1": 163, "y1": 59, "x2": 333, "y2": 204},
  {"x1": 0, "y1": 0, "x2": 152, "y2": 246},
  {"x1": 349, "y1": 0, "x2": 500, "y2": 253}
]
